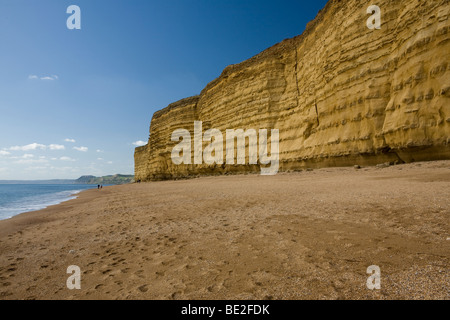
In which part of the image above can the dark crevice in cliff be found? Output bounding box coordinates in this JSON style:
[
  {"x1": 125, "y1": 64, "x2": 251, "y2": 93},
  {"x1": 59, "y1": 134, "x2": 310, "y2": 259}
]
[
  {"x1": 294, "y1": 48, "x2": 301, "y2": 110},
  {"x1": 393, "y1": 151, "x2": 406, "y2": 164},
  {"x1": 314, "y1": 102, "x2": 320, "y2": 126},
  {"x1": 380, "y1": 146, "x2": 406, "y2": 164}
]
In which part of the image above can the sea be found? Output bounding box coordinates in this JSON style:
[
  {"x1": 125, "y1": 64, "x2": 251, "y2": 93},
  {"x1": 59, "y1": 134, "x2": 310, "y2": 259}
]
[{"x1": 0, "y1": 184, "x2": 96, "y2": 221}]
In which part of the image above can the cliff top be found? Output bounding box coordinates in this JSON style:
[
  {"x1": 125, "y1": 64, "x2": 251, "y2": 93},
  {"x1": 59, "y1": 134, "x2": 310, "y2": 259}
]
[
  {"x1": 200, "y1": 0, "x2": 334, "y2": 94},
  {"x1": 150, "y1": 0, "x2": 335, "y2": 121},
  {"x1": 152, "y1": 95, "x2": 200, "y2": 120}
]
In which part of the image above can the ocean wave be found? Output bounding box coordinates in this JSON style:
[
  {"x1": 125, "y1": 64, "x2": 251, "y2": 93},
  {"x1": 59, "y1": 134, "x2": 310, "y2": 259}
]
[{"x1": 0, "y1": 188, "x2": 86, "y2": 221}]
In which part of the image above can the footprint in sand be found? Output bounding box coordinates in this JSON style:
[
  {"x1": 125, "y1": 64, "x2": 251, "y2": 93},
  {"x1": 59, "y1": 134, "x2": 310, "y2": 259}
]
[
  {"x1": 138, "y1": 285, "x2": 149, "y2": 293},
  {"x1": 0, "y1": 291, "x2": 13, "y2": 297},
  {"x1": 170, "y1": 291, "x2": 182, "y2": 299},
  {"x1": 121, "y1": 268, "x2": 131, "y2": 274}
]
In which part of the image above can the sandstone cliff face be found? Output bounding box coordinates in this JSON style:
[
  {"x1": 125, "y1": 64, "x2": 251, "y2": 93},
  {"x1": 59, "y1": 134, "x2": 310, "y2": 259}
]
[{"x1": 135, "y1": 0, "x2": 450, "y2": 181}]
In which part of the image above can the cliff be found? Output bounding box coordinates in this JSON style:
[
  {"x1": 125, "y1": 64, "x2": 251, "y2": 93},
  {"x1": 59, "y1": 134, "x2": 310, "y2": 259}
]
[{"x1": 135, "y1": 0, "x2": 450, "y2": 181}]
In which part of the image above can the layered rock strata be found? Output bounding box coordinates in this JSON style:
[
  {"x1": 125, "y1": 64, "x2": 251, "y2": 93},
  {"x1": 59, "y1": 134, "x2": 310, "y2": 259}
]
[{"x1": 135, "y1": 0, "x2": 450, "y2": 181}]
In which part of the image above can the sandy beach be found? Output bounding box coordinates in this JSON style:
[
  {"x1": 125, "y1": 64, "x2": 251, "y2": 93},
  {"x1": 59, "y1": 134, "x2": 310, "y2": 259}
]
[{"x1": 0, "y1": 161, "x2": 449, "y2": 300}]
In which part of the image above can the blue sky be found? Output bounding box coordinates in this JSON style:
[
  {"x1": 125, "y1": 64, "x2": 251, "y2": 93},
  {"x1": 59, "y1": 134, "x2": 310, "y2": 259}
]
[{"x1": 0, "y1": 0, "x2": 328, "y2": 180}]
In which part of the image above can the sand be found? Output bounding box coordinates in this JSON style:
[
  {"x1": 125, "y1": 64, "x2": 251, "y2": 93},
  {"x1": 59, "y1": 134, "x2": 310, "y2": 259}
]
[{"x1": 0, "y1": 161, "x2": 449, "y2": 300}]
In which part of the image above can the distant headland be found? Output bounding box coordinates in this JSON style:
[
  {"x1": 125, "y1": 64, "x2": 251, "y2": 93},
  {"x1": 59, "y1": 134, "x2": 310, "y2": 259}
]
[{"x1": 0, "y1": 174, "x2": 134, "y2": 185}]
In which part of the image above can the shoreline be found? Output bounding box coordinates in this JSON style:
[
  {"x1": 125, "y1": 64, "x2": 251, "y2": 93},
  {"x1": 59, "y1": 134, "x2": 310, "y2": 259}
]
[
  {"x1": 0, "y1": 186, "x2": 96, "y2": 224},
  {"x1": 0, "y1": 161, "x2": 449, "y2": 299},
  {"x1": 0, "y1": 188, "x2": 100, "y2": 238}
]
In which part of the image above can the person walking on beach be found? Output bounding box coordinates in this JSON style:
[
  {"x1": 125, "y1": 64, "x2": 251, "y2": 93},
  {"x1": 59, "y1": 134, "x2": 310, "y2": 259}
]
[{"x1": 98, "y1": 185, "x2": 100, "y2": 190}]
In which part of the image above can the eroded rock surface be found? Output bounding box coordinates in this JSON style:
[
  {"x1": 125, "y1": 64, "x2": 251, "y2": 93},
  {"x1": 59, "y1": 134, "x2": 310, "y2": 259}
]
[{"x1": 136, "y1": 0, "x2": 450, "y2": 181}]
